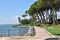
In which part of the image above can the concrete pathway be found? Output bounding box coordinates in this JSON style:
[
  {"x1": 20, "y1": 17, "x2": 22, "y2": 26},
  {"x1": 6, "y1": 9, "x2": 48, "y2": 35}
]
[
  {"x1": 0, "y1": 27, "x2": 52, "y2": 40},
  {"x1": 34, "y1": 27, "x2": 51, "y2": 39},
  {"x1": 29, "y1": 27, "x2": 51, "y2": 40}
]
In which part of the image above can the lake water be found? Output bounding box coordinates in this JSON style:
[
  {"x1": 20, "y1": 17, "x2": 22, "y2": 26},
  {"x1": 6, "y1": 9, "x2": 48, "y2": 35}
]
[{"x1": 0, "y1": 24, "x2": 29, "y2": 37}]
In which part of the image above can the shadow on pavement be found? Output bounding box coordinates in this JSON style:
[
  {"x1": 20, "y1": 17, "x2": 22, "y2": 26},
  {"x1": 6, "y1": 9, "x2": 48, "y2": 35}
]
[{"x1": 45, "y1": 38, "x2": 60, "y2": 40}]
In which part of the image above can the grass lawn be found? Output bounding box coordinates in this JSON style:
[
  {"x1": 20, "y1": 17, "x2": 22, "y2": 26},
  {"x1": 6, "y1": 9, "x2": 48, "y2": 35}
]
[{"x1": 46, "y1": 27, "x2": 60, "y2": 36}]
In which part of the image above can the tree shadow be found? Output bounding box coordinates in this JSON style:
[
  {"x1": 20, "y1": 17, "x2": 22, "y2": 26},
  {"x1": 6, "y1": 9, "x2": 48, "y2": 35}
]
[{"x1": 45, "y1": 38, "x2": 60, "y2": 40}]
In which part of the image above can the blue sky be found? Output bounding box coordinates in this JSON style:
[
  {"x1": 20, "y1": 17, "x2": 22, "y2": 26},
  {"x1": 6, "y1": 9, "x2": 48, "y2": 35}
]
[
  {"x1": 0, "y1": 0, "x2": 60, "y2": 24},
  {"x1": 0, "y1": 0, "x2": 35, "y2": 24}
]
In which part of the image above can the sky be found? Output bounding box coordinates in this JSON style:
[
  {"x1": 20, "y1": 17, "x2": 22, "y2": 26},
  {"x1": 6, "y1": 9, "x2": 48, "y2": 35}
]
[
  {"x1": 0, "y1": 0, "x2": 35, "y2": 24},
  {"x1": 0, "y1": 0, "x2": 60, "y2": 24}
]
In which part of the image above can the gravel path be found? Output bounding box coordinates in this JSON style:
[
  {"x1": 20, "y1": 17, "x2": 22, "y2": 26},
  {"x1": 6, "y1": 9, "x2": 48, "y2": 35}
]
[{"x1": 0, "y1": 27, "x2": 52, "y2": 40}]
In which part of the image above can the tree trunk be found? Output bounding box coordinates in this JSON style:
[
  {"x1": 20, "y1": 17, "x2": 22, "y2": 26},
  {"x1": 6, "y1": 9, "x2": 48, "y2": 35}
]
[
  {"x1": 46, "y1": 10, "x2": 49, "y2": 24},
  {"x1": 49, "y1": 9, "x2": 53, "y2": 24},
  {"x1": 55, "y1": 11, "x2": 58, "y2": 25},
  {"x1": 39, "y1": 11, "x2": 43, "y2": 24},
  {"x1": 42, "y1": 11, "x2": 46, "y2": 24},
  {"x1": 52, "y1": 7, "x2": 57, "y2": 25},
  {"x1": 36, "y1": 13, "x2": 41, "y2": 25}
]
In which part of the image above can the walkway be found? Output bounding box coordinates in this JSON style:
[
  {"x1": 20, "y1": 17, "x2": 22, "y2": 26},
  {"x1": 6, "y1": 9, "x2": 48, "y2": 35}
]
[
  {"x1": 0, "y1": 27, "x2": 52, "y2": 40},
  {"x1": 29, "y1": 27, "x2": 51, "y2": 40}
]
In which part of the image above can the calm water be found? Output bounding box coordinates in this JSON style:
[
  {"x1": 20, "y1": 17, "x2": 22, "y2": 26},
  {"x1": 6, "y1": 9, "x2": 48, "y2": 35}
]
[{"x1": 0, "y1": 24, "x2": 29, "y2": 37}]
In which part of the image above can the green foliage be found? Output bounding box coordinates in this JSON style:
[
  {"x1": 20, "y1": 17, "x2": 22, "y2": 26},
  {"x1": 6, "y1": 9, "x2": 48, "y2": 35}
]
[
  {"x1": 13, "y1": 24, "x2": 21, "y2": 27},
  {"x1": 22, "y1": 14, "x2": 27, "y2": 18},
  {"x1": 47, "y1": 27, "x2": 60, "y2": 35},
  {"x1": 25, "y1": 0, "x2": 60, "y2": 25},
  {"x1": 32, "y1": 15, "x2": 37, "y2": 25},
  {"x1": 20, "y1": 19, "x2": 31, "y2": 25},
  {"x1": 35, "y1": 23, "x2": 41, "y2": 26}
]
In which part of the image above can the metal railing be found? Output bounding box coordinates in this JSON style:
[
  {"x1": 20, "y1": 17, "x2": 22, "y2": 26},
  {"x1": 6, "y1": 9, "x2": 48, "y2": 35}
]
[
  {"x1": 0, "y1": 27, "x2": 36, "y2": 37},
  {"x1": 0, "y1": 28, "x2": 29, "y2": 37}
]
